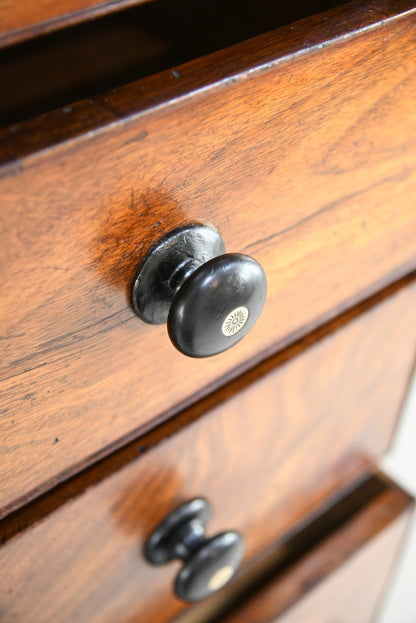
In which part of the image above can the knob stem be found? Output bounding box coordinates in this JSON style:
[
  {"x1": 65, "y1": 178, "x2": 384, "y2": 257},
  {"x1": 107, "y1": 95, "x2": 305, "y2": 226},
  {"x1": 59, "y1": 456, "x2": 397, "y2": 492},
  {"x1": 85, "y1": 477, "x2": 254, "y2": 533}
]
[
  {"x1": 169, "y1": 258, "x2": 203, "y2": 296},
  {"x1": 171, "y1": 519, "x2": 208, "y2": 561}
]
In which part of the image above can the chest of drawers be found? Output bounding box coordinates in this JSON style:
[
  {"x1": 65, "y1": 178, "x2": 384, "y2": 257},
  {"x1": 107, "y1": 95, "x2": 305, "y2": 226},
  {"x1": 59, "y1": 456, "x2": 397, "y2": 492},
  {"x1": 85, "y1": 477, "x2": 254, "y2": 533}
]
[{"x1": 1, "y1": 1, "x2": 416, "y2": 621}]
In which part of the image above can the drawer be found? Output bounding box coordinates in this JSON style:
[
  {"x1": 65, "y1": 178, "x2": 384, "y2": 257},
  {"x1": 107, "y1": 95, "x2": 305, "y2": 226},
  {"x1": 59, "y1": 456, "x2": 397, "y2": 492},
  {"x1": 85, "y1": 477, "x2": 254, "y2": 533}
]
[
  {"x1": 1, "y1": 281, "x2": 415, "y2": 623},
  {"x1": 1, "y1": 0, "x2": 416, "y2": 516}
]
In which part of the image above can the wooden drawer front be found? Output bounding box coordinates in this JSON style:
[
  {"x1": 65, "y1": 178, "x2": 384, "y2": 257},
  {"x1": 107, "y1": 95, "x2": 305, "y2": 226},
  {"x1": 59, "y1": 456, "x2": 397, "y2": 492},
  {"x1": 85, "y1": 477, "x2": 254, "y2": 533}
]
[
  {"x1": 1, "y1": 1, "x2": 416, "y2": 516},
  {"x1": 1, "y1": 282, "x2": 415, "y2": 623},
  {"x1": 220, "y1": 480, "x2": 412, "y2": 623},
  {"x1": 275, "y1": 511, "x2": 407, "y2": 623}
]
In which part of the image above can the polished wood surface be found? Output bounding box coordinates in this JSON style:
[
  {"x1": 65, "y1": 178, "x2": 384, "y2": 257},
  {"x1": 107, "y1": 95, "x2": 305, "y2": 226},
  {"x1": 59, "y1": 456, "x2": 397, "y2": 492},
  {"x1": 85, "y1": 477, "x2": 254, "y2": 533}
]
[
  {"x1": 222, "y1": 484, "x2": 412, "y2": 623},
  {"x1": 1, "y1": 0, "x2": 416, "y2": 515},
  {"x1": 1, "y1": 283, "x2": 415, "y2": 623},
  {"x1": 0, "y1": 0, "x2": 150, "y2": 48}
]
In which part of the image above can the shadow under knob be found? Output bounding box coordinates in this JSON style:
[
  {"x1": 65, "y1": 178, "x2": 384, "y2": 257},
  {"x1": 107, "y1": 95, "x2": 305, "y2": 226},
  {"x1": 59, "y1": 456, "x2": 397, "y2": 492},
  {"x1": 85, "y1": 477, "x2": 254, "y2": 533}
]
[
  {"x1": 132, "y1": 223, "x2": 267, "y2": 357},
  {"x1": 144, "y1": 498, "x2": 244, "y2": 602}
]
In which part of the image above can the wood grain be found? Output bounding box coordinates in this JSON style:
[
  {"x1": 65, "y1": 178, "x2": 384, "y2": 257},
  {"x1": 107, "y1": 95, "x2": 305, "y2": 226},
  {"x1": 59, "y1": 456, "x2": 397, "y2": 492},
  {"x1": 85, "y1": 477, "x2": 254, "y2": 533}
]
[
  {"x1": 1, "y1": 1, "x2": 416, "y2": 514},
  {"x1": 0, "y1": 283, "x2": 415, "y2": 623},
  {"x1": 220, "y1": 485, "x2": 412, "y2": 623},
  {"x1": 0, "y1": 0, "x2": 151, "y2": 49}
]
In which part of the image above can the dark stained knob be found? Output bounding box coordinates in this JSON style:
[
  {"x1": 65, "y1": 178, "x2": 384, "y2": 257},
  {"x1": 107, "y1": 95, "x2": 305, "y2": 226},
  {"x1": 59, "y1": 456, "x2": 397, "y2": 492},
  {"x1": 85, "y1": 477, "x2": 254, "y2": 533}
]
[
  {"x1": 144, "y1": 498, "x2": 244, "y2": 602},
  {"x1": 131, "y1": 223, "x2": 267, "y2": 357}
]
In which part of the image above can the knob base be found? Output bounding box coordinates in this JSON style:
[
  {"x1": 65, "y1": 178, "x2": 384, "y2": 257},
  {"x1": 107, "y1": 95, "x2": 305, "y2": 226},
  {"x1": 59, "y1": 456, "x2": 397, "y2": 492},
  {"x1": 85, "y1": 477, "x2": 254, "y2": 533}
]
[{"x1": 132, "y1": 223, "x2": 225, "y2": 324}]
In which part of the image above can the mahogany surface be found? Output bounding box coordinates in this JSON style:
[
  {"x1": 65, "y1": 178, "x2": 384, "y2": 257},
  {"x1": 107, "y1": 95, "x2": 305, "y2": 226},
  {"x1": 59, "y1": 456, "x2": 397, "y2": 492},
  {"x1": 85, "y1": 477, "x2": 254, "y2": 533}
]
[
  {"x1": 222, "y1": 485, "x2": 412, "y2": 623},
  {"x1": 1, "y1": 283, "x2": 415, "y2": 623},
  {"x1": 1, "y1": 0, "x2": 416, "y2": 515}
]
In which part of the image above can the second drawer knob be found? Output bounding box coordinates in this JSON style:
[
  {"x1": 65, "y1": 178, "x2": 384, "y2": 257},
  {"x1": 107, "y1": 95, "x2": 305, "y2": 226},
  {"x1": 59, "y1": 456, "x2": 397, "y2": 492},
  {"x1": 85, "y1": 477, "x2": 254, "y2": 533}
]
[{"x1": 144, "y1": 498, "x2": 244, "y2": 602}]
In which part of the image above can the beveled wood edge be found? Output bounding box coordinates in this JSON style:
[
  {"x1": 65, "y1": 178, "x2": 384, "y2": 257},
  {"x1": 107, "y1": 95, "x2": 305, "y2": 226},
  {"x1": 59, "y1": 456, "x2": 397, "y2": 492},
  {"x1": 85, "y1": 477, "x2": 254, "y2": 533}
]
[
  {"x1": 177, "y1": 473, "x2": 414, "y2": 623},
  {"x1": 0, "y1": 0, "x2": 150, "y2": 50},
  {"x1": 1, "y1": 271, "x2": 415, "y2": 533},
  {"x1": 0, "y1": 0, "x2": 415, "y2": 170}
]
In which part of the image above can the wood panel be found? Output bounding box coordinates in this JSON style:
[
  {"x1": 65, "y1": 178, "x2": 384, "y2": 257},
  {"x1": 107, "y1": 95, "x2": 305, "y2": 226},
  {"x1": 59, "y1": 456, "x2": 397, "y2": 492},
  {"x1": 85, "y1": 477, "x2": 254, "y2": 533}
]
[
  {"x1": 0, "y1": 0, "x2": 150, "y2": 49},
  {"x1": 1, "y1": 1, "x2": 416, "y2": 514},
  {"x1": 220, "y1": 485, "x2": 412, "y2": 623},
  {"x1": 0, "y1": 282, "x2": 415, "y2": 623}
]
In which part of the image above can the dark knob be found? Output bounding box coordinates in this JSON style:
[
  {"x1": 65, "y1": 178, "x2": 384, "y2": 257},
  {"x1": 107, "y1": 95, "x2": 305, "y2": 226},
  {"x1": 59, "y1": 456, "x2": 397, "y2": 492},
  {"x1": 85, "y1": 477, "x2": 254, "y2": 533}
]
[
  {"x1": 144, "y1": 498, "x2": 244, "y2": 602},
  {"x1": 131, "y1": 223, "x2": 267, "y2": 357}
]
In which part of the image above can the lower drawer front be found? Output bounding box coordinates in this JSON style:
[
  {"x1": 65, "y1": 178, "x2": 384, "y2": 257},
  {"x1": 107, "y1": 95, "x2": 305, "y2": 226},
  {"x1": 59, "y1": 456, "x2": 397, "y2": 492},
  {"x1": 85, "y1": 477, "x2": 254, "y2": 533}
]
[
  {"x1": 276, "y1": 509, "x2": 407, "y2": 623},
  {"x1": 220, "y1": 479, "x2": 412, "y2": 623},
  {"x1": 1, "y1": 281, "x2": 415, "y2": 623}
]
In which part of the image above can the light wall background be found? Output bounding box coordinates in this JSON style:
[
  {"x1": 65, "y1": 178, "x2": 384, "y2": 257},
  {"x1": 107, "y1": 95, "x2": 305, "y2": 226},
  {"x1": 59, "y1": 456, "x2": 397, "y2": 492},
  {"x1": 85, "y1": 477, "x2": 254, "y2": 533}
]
[{"x1": 377, "y1": 364, "x2": 416, "y2": 623}]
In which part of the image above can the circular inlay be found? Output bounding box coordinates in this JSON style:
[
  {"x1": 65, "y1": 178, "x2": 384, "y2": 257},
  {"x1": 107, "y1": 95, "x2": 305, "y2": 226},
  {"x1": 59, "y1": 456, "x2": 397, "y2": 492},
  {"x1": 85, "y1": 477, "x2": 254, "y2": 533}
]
[
  {"x1": 221, "y1": 306, "x2": 249, "y2": 337},
  {"x1": 208, "y1": 565, "x2": 234, "y2": 591}
]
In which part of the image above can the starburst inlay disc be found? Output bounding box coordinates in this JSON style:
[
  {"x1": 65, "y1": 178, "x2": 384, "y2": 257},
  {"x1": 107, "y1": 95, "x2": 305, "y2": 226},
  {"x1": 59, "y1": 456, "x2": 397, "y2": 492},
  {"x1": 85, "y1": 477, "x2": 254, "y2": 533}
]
[{"x1": 221, "y1": 306, "x2": 249, "y2": 337}]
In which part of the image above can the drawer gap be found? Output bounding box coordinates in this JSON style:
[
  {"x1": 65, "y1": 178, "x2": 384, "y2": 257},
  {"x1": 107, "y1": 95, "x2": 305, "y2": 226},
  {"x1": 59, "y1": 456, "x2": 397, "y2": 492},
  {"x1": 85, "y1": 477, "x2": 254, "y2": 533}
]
[{"x1": 0, "y1": 0, "x2": 345, "y2": 129}]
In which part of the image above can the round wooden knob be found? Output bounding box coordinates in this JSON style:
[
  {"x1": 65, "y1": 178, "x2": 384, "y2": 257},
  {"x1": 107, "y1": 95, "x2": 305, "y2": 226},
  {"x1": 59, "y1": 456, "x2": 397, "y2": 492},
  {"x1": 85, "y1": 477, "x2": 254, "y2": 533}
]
[
  {"x1": 131, "y1": 223, "x2": 267, "y2": 357},
  {"x1": 144, "y1": 498, "x2": 244, "y2": 602}
]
